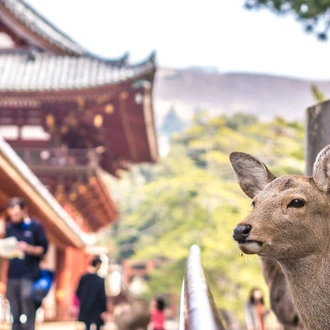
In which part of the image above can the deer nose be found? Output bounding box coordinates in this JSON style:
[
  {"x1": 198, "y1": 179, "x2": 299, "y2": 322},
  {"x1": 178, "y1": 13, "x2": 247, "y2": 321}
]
[{"x1": 233, "y1": 224, "x2": 252, "y2": 243}]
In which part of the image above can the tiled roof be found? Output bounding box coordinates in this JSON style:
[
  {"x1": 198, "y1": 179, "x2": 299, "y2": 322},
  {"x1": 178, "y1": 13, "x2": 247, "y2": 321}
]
[
  {"x1": 0, "y1": 0, "x2": 86, "y2": 55},
  {"x1": 0, "y1": 49, "x2": 155, "y2": 91}
]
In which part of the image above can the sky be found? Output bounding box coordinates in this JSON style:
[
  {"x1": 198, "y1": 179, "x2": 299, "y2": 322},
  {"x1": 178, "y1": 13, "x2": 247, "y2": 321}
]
[{"x1": 27, "y1": 0, "x2": 330, "y2": 80}]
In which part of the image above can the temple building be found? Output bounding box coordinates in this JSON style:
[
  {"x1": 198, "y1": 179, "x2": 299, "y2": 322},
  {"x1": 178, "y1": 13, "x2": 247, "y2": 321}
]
[{"x1": 0, "y1": 0, "x2": 158, "y2": 321}]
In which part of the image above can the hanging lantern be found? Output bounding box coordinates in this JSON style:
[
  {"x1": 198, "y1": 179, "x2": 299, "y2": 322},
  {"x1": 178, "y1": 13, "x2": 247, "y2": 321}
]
[
  {"x1": 104, "y1": 103, "x2": 114, "y2": 114},
  {"x1": 46, "y1": 114, "x2": 55, "y2": 127},
  {"x1": 94, "y1": 114, "x2": 103, "y2": 128}
]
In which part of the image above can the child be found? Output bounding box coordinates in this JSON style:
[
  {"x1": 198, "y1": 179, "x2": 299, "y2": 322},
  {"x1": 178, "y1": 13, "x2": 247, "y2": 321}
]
[{"x1": 150, "y1": 296, "x2": 166, "y2": 330}]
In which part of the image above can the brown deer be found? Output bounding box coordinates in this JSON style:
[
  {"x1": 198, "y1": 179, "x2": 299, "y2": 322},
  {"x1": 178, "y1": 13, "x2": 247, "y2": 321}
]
[
  {"x1": 114, "y1": 298, "x2": 150, "y2": 330},
  {"x1": 230, "y1": 146, "x2": 330, "y2": 330},
  {"x1": 260, "y1": 257, "x2": 304, "y2": 330},
  {"x1": 230, "y1": 152, "x2": 303, "y2": 330},
  {"x1": 230, "y1": 158, "x2": 304, "y2": 330}
]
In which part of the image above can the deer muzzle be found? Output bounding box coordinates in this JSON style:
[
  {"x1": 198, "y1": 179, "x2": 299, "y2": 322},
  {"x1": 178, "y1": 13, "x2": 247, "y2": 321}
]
[{"x1": 233, "y1": 224, "x2": 252, "y2": 243}]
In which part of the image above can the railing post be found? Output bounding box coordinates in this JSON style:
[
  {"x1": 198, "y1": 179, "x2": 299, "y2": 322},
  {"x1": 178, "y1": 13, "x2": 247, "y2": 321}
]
[{"x1": 179, "y1": 245, "x2": 226, "y2": 330}]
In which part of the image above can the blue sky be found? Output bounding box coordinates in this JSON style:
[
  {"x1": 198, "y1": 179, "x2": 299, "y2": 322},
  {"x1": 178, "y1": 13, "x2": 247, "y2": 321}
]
[{"x1": 27, "y1": 0, "x2": 330, "y2": 80}]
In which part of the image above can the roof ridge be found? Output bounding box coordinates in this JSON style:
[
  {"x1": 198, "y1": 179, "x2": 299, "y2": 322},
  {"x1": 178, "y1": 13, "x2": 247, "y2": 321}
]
[
  {"x1": 0, "y1": 49, "x2": 156, "y2": 91},
  {"x1": 0, "y1": 0, "x2": 86, "y2": 55},
  {"x1": 0, "y1": 0, "x2": 135, "y2": 65},
  {"x1": 14, "y1": 0, "x2": 85, "y2": 52},
  {"x1": 0, "y1": 0, "x2": 87, "y2": 56}
]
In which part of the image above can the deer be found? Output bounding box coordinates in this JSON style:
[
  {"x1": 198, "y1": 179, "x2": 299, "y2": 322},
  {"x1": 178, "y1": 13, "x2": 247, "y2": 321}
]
[
  {"x1": 230, "y1": 162, "x2": 304, "y2": 329},
  {"x1": 230, "y1": 160, "x2": 304, "y2": 330},
  {"x1": 230, "y1": 145, "x2": 330, "y2": 330},
  {"x1": 114, "y1": 297, "x2": 150, "y2": 330}
]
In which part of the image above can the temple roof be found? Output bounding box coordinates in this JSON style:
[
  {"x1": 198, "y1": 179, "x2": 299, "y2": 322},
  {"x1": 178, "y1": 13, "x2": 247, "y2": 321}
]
[
  {"x1": 0, "y1": 49, "x2": 155, "y2": 91},
  {"x1": 0, "y1": 0, "x2": 158, "y2": 189},
  {"x1": 0, "y1": 0, "x2": 86, "y2": 55},
  {"x1": 0, "y1": 0, "x2": 131, "y2": 64}
]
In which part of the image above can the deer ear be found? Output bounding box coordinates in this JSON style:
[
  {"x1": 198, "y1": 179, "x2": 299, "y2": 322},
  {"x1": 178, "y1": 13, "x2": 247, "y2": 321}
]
[
  {"x1": 312, "y1": 145, "x2": 330, "y2": 193},
  {"x1": 229, "y1": 152, "x2": 276, "y2": 199}
]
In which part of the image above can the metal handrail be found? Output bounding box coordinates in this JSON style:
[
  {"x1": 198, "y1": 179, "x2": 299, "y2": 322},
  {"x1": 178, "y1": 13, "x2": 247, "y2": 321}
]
[{"x1": 179, "y1": 245, "x2": 226, "y2": 330}]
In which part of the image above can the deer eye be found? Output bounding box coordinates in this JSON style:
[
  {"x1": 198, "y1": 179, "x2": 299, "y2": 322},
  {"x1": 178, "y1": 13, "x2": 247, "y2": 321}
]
[
  {"x1": 251, "y1": 201, "x2": 256, "y2": 209},
  {"x1": 288, "y1": 199, "x2": 305, "y2": 208}
]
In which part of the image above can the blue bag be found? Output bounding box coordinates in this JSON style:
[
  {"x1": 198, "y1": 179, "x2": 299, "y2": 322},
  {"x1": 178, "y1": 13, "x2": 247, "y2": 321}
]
[{"x1": 31, "y1": 269, "x2": 54, "y2": 304}]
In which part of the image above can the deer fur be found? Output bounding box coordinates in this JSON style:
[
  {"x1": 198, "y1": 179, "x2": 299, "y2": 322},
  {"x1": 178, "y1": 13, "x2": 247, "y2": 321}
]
[
  {"x1": 114, "y1": 298, "x2": 150, "y2": 330},
  {"x1": 260, "y1": 257, "x2": 304, "y2": 330},
  {"x1": 230, "y1": 146, "x2": 330, "y2": 330}
]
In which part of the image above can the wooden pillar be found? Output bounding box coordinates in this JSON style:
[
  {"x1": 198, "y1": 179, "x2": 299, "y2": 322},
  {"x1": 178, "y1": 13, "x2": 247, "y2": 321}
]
[
  {"x1": 55, "y1": 248, "x2": 67, "y2": 321},
  {"x1": 41, "y1": 243, "x2": 56, "y2": 321},
  {"x1": 306, "y1": 100, "x2": 330, "y2": 175},
  {"x1": 0, "y1": 216, "x2": 6, "y2": 290},
  {"x1": 55, "y1": 247, "x2": 89, "y2": 321},
  {"x1": 0, "y1": 222, "x2": 9, "y2": 323}
]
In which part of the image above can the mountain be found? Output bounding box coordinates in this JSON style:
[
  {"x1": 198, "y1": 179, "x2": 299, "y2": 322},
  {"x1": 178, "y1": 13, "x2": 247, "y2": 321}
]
[{"x1": 153, "y1": 67, "x2": 330, "y2": 126}]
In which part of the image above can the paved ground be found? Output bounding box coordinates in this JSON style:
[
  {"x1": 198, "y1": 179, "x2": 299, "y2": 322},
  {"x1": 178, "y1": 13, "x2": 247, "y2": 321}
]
[{"x1": 0, "y1": 320, "x2": 179, "y2": 330}]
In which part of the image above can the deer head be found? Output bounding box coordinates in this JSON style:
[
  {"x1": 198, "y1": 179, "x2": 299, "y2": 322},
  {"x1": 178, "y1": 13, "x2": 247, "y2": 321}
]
[{"x1": 230, "y1": 146, "x2": 330, "y2": 260}]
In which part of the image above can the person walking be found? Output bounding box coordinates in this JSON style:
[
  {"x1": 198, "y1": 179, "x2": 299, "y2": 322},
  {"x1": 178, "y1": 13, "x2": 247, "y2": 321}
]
[
  {"x1": 245, "y1": 287, "x2": 267, "y2": 330},
  {"x1": 5, "y1": 197, "x2": 49, "y2": 330},
  {"x1": 76, "y1": 256, "x2": 107, "y2": 330}
]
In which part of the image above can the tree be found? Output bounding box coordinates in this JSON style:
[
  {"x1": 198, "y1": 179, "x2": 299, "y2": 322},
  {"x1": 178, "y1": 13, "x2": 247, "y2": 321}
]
[
  {"x1": 160, "y1": 107, "x2": 185, "y2": 137},
  {"x1": 244, "y1": 0, "x2": 330, "y2": 40},
  {"x1": 101, "y1": 112, "x2": 305, "y2": 325}
]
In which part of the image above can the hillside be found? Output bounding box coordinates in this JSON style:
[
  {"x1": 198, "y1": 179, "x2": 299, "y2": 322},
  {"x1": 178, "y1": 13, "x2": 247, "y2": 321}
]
[{"x1": 153, "y1": 68, "x2": 330, "y2": 126}]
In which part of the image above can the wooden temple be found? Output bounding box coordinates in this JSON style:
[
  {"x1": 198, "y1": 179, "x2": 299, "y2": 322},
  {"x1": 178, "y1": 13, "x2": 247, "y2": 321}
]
[{"x1": 0, "y1": 0, "x2": 158, "y2": 321}]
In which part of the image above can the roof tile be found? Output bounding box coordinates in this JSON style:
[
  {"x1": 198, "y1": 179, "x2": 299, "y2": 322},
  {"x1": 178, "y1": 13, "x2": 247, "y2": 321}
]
[{"x1": 0, "y1": 49, "x2": 155, "y2": 91}]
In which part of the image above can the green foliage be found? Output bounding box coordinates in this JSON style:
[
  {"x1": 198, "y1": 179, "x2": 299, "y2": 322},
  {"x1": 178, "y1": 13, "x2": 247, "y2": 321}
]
[
  {"x1": 101, "y1": 113, "x2": 304, "y2": 323},
  {"x1": 244, "y1": 0, "x2": 330, "y2": 40},
  {"x1": 160, "y1": 106, "x2": 186, "y2": 137},
  {"x1": 311, "y1": 84, "x2": 327, "y2": 103}
]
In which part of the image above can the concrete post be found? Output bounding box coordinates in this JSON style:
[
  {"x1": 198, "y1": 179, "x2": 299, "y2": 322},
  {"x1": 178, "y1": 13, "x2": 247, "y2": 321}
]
[{"x1": 306, "y1": 100, "x2": 330, "y2": 175}]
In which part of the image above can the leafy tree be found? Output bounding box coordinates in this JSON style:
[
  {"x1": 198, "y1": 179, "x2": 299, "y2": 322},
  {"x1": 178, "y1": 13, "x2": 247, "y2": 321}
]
[
  {"x1": 244, "y1": 0, "x2": 330, "y2": 40},
  {"x1": 160, "y1": 107, "x2": 185, "y2": 137},
  {"x1": 221, "y1": 113, "x2": 258, "y2": 130},
  {"x1": 101, "y1": 113, "x2": 304, "y2": 326}
]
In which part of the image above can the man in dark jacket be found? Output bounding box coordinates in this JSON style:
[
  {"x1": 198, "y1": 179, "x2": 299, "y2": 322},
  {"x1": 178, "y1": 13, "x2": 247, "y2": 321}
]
[
  {"x1": 5, "y1": 197, "x2": 48, "y2": 330},
  {"x1": 76, "y1": 256, "x2": 108, "y2": 330}
]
